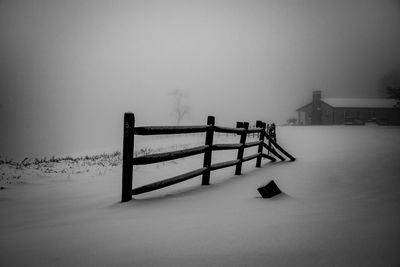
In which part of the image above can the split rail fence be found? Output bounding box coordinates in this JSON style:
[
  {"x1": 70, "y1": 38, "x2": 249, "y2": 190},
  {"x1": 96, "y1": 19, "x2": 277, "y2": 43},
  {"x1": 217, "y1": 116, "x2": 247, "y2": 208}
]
[{"x1": 122, "y1": 113, "x2": 295, "y2": 202}]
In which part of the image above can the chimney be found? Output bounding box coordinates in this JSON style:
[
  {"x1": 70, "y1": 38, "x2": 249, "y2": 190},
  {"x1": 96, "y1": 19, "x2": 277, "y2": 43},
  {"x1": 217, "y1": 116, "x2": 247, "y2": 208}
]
[
  {"x1": 313, "y1": 90, "x2": 321, "y2": 103},
  {"x1": 311, "y1": 90, "x2": 322, "y2": 124}
]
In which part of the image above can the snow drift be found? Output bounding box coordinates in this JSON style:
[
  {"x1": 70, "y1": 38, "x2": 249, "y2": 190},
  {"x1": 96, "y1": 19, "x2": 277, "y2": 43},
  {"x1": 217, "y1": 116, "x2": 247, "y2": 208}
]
[{"x1": 1, "y1": 125, "x2": 400, "y2": 266}]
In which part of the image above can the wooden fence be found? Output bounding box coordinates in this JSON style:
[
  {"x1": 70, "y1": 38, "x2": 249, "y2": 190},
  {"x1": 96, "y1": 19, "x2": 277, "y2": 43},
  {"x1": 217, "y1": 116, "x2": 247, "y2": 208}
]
[{"x1": 121, "y1": 113, "x2": 295, "y2": 202}]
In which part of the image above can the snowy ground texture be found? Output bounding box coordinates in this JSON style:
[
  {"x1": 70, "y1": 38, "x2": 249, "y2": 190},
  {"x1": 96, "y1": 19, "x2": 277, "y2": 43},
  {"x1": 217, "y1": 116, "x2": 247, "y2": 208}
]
[{"x1": 1, "y1": 126, "x2": 400, "y2": 266}]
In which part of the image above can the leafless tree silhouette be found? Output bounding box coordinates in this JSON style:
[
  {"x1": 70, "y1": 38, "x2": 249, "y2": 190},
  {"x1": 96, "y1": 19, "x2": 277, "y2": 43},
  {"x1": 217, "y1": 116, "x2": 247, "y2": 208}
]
[
  {"x1": 170, "y1": 89, "x2": 190, "y2": 125},
  {"x1": 380, "y1": 70, "x2": 400, "y2": 107}
]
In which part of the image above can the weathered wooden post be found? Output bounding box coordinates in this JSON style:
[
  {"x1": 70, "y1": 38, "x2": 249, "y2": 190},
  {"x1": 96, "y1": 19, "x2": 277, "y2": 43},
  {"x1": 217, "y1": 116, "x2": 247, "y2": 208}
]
[
  {"x1": 202, "y1": 116, "x2": 215, "y2": 185},
  {"x1": 269, "y1": 123, "x2": 276, "y2": 142},
  {"x1": 266, "y1": 124, "x2": 270, "y2": 155},
  {"x1": 235, "y1": 121, "x2": 249, "y2": 175},
  {"x1": 121, "y1": 112, "x2": 134, "y2": 202},
  {"x1": 256, "y1": 120, "x2": 265, "y2": 167}
]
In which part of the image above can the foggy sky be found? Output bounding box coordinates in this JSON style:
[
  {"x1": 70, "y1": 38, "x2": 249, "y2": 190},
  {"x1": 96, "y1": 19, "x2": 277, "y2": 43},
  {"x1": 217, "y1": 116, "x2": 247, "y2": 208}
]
[{"x1": 1, "y1": 0, "x2": 400, "y2": 159}]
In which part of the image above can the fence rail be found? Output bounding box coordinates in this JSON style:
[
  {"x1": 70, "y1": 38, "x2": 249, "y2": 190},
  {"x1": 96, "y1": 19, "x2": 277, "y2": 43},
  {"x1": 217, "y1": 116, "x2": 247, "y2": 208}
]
[
  {"x1": 212, "y1": 143, "x2": 242, "y2": 150},
  {"x1": 133, "y1": 145, "x2": 208, "y2": 165},
  {"x1": 214, "y1": 126, "x2": 245, "y2": 134},
  {"x1": 134, "y1": 125, "x2": 209, "y2": 135},
  {"x1": 121, "y1": 113, "x2": 295, "y2": 202}
]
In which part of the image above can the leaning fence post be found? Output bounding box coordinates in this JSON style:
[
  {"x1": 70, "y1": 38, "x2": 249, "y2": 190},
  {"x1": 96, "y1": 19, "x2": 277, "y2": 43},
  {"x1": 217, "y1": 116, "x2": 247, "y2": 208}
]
[
  {"x1": 266, "y1": 124, "x2": 270, "y2": 155},
  {"x1": 202, "y1": 116, "x2": 215, "y2": 185},
  {"x1": 255, "y1": 120, "x2": 265, "y2": 167},
  {"x1": 121, "y1": 112, "x2": 135, "y2": 202},
  {"x1": 269, "y1": 123, "x2": 276, "y2": 142},
  {"x1": 235, "y1": 121, "x2": 249, "y2": 175}
]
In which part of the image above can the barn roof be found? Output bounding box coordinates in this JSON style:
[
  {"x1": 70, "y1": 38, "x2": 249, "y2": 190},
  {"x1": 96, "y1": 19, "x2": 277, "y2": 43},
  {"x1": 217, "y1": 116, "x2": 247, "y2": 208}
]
[{"x1": 321, "y1": 98, "x2": 398, "y2": 108}]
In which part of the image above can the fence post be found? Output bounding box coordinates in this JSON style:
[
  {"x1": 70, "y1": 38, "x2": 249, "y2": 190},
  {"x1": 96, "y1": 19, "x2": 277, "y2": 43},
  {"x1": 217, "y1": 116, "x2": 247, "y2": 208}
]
[
  {"x1": 121, "y1": 112, "x2": 135, "y2": 202},
  {"x1": 269, "y1": 123, "x2": 276, "y2": 142},
  {"x1": 202, "y1": 116, "x2": 215, "y2": 185},
  {"x1": 256, "y1": 120, "x2": 265, "y2": 167},
  {"x1": 235, "y1": 121, "x2": 249, "y2": 175},
  {"x1": 266, "y1": 124, "x2": 270, "y2": 155}
]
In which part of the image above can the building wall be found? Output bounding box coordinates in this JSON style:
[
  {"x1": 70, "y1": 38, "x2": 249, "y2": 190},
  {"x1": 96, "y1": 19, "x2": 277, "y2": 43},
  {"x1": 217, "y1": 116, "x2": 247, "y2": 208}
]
[
  {"x1": 320, "y1": 102, "x2": 335, "y2": 124},
  {"x1": 298, "y1": 102, "x2": 335, "y2": 125},
  {"x1": 297, "y1": 90, "x2": 400, "y2": 125},
  {"x1": 299, "y1": 105, "x2": 400, "y2": 125},
  {"x1": 298, "y1": 104, "x2": 312, "y2": 125},
  {"x1": 333, "y1": 108, "x2": 400, "y2": 124}
]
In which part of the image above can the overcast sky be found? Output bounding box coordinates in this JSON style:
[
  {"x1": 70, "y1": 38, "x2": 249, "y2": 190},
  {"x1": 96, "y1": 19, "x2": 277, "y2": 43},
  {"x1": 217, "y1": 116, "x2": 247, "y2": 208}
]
[{"x1": 1, "y1": 0, "x2": 400, "y2": 159}]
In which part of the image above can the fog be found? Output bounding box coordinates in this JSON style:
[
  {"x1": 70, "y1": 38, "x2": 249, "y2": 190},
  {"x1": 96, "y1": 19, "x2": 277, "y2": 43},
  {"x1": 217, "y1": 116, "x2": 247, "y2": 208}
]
[{"x1": 1, "y1": 0, "x2": 400, "y2": 159}]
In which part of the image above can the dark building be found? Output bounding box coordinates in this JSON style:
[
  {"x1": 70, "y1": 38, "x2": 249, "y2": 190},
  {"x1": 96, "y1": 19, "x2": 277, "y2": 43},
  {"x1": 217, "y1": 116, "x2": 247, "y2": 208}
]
[{"x1": 297, "y1": 91, "x2": 400, "y2": 125}]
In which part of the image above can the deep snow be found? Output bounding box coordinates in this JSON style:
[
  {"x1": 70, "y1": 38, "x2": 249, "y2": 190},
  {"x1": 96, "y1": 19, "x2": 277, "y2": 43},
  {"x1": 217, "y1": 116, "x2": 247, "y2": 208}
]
[{"x1": 1, "y1": 125, "x2": 400, "y2": 266}]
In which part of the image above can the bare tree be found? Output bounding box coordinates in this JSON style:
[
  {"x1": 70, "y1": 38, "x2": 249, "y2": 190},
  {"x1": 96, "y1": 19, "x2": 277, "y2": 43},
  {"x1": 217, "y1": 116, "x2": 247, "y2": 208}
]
[
  {"x1": 380, "y1": 70, "x2": 400, "y2": 107},
  {"x1": 170, "y1": 89, "x2": 190, "y2": 125}
]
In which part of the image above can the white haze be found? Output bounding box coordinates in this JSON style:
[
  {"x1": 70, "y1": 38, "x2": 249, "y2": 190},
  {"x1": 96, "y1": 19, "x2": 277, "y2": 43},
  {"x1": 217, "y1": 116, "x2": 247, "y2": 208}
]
[{"x1": 1, "y1": 0, "x2": 400, "y2": 159}]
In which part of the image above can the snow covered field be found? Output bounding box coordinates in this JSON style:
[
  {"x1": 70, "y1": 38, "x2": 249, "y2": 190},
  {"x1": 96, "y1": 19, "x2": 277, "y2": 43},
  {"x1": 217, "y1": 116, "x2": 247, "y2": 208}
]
[{"x1": 1, "y1": 125, "x2": 400, "y2": 266}]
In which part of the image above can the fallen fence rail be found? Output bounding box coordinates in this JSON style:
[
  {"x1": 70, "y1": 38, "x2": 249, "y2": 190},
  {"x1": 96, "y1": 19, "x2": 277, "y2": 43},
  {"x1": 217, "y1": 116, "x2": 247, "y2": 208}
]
[{"x1": 121, "y1": 113, "x2": 295, "y2": 202}]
